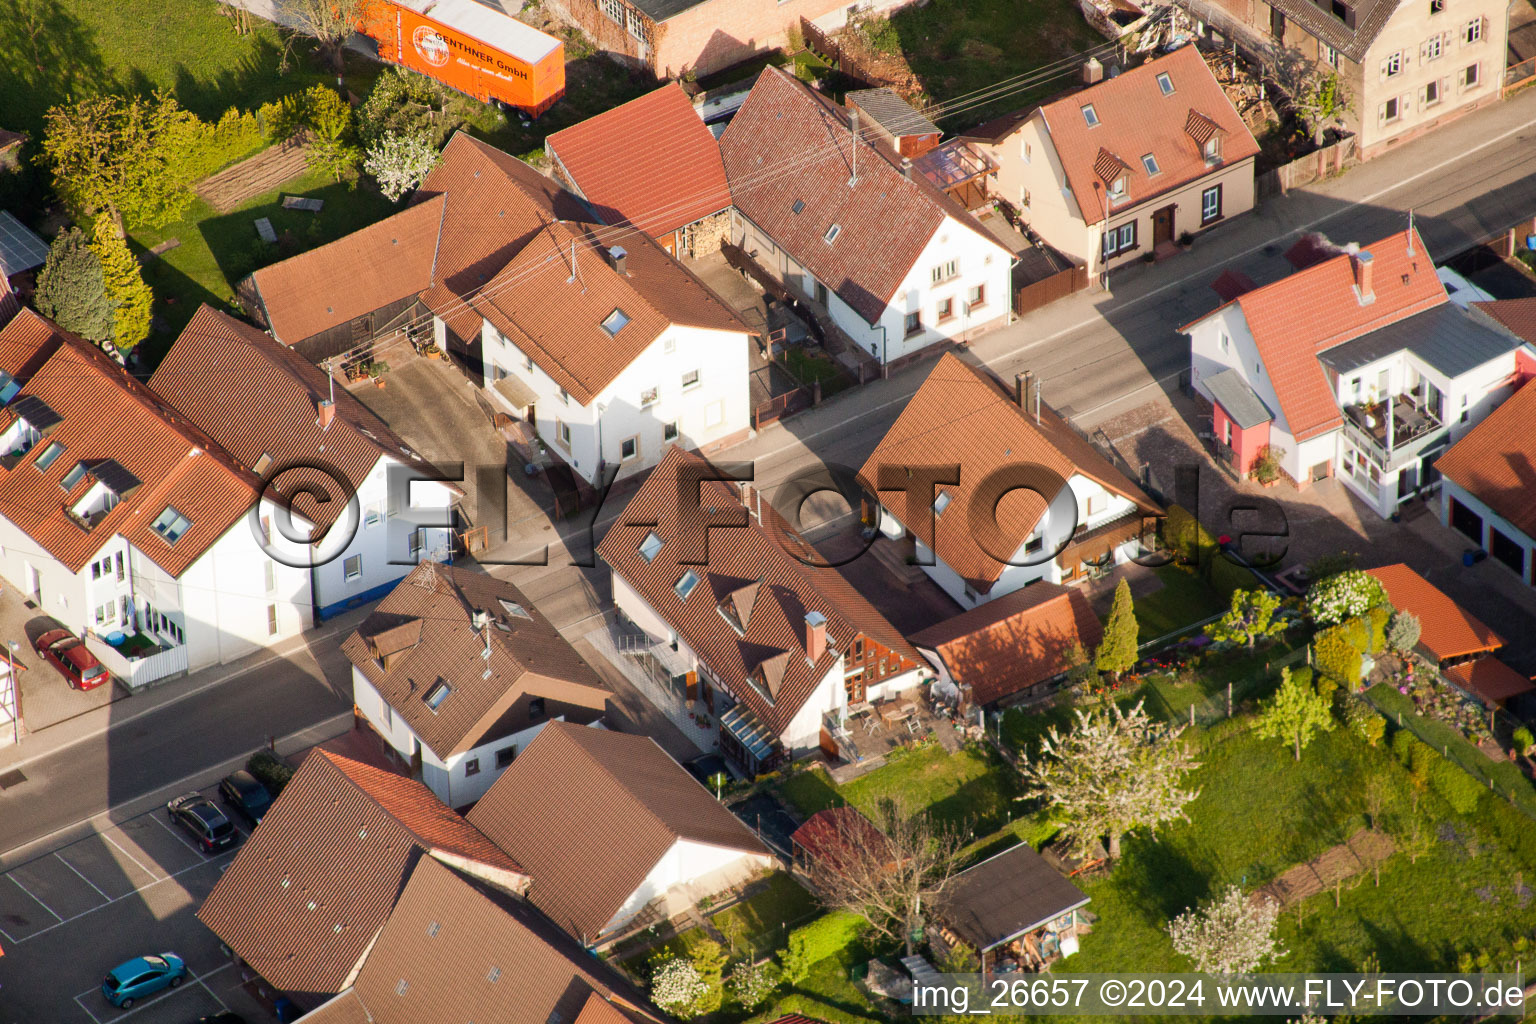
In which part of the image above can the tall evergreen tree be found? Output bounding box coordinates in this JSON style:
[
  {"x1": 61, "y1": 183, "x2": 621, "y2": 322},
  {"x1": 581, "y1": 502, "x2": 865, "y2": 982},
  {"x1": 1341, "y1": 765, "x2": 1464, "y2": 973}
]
[
  {"x1": 1096, "y1": 577, "x2": 1139, "y2": 677},
  {"x1": 34, "y1": 227, "x2": 113, "y2": 343},
  {"x1": 90, "y1": 217, "x2": 152, "y2": 350}
]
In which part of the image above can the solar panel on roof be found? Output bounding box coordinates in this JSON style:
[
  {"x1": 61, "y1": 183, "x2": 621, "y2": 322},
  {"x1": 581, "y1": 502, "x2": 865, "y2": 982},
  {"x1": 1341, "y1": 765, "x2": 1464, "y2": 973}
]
[
  {"x1": 10, "y1": 394, "x2": 61, "y2": 431},
  {"x1": 90, "y1": 458, "x2": 142, "y2": 496},
  {"x1": 0, "y1": 212, "x2": 49, "y2": 277}
]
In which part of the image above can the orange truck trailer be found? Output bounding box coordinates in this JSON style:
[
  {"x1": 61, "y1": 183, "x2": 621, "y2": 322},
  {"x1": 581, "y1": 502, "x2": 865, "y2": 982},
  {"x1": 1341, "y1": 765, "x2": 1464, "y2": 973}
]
[{"x1": 358, "y1": 0, "x2": 565, "y2": 116}]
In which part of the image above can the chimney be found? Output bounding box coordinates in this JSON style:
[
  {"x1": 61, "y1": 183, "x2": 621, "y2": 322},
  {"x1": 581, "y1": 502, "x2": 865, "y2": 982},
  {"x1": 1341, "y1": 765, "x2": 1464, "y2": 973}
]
[
  {"x1": 607, "y1": 245, "x2": 628, "y2": 275},
  {"x1": 317, "y1": 398, "x2": 336, "y2": 430},
  {"x1": 471, "y1": 608, "x2": 489, "y2": 631},
  {"x1": 1353, "y1": 249, "x2": 1375, "y2": 304},
  {"x1": 900, "y1": 156, "x2": 912, "y2": 179},
  {"x1": 1083, "y1": 57, "x2": 1104, "y2": 85},
  {"x1": 805, "y1": 611, "x2": 827, "y2": 662},
  {"x1": 1015, "y1": 370, "x2": 1037, "y2": 411},
  {"x1": 847, "y1": 109, "x2": 860, "y2": 187}
]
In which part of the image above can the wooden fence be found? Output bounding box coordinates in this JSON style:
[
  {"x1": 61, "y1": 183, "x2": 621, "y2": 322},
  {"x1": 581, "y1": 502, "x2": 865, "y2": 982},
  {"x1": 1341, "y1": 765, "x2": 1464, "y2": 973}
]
[
  {"x1": 1506, "y1": 55, "x2": 1536, "y2": 93},
  {"x1": 799, "y1": 17, "x2": 879, "y2": 88},
  {"x1": 1013, "y1": 260, "x2": 1087, "y2": 317},
  {"x1": 754, "y1": 388, "x2": 812, "y2": 429},
  {"x1": 1256, "y1": 133, "x2": 1358, "y2": 200}
]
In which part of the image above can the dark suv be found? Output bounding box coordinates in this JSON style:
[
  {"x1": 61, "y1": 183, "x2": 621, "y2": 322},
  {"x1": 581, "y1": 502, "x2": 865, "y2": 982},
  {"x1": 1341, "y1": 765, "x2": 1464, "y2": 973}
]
[
  {"x1": 218, "y1": 770, "x2": 271, "y2": 827},
  {"x1": 167, "y1": 793, "x2": 237, "y2": 853}
]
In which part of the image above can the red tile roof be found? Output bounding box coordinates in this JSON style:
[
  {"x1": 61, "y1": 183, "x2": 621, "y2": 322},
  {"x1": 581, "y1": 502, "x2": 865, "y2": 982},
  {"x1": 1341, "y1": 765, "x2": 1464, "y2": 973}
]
[
  {"x1": 858, "y1": 353, "x2": 1160, "y2": 592},
  {"x1": 1445, "y1": 657, "x2": 1536, "y2": 708},
  {"x1": 597, "y1": 446, "x2": 924, "y2": 738},
  {"x1": 909, "y1": 582, "x2": 1102, "y2": 704},
  {"x1": 720, "y1": 66, "x2": 1004, "y2": 325},
  {"x1": 197, "y1": 749, "x2": 523, "y2": 998},
  {"x1": 341, "y1": 563, "x2": 609, "y2": 761},
  {"x1": 151, "y1": 306, "x2": 447, "y2": 531},
  {"x1": 1472, "y1": 297, "x2": 1536, "y2": 346},
  {"x1": 466, "y1": 721, "x2": 769, "y2": 940},
  {"x1": 1435, "y1": 378, "x2": 1536, "y2": 537},
  {"x1": 1364, "y1": 563, "x2": 1503, "y2": 662},
  {"x1": 246, "y1": 194, "x2": 444, "y2": 344},
  {"x1": 790, "y1": 805, "x2": 888, "y2": 872},
  {"x1": 1036, "y1": 46, "x2": 1259, "y2": 228},
  {"x1": 547, "y1": 84, "x2": 730, "y2": 238},
  {"x1": 1190, "y1": 229, "x2": 1446, "y2": 441},
  {"x1": 0, "y1": 310, "x2": 261, "y2": 577}
]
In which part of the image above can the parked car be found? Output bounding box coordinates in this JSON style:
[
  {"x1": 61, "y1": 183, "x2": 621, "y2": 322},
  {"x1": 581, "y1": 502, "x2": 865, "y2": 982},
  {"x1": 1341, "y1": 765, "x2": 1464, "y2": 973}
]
[
  {"x1": 33, "y1": 628, "x2": 109, "y2": 690},
  {"x1": 101, "y1": 953, "x2": 186, "y2": 1008},
  {"x1": 167, "y1": 793, "x2": 237, "y2": 853},
  {"x1": 218, "y1": 770, "x2": 271, "y2": 826}
]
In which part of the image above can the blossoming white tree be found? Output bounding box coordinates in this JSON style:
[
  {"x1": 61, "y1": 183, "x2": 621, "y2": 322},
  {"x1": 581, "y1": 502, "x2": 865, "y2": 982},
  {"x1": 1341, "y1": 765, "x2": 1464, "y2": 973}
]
[
  {"x1": 1307, "y1": 570, "x2": 1388, "y2": 626},
  {"x1": 1020, "y1": 700, "x2": 1201, "y2": 859},
  {"x1": 363, "y1": 131, "x2": 438, "y2": 202},
  {"x1": 650, "y1": 957, "x2": 708, "y2": 1015},
  {"x1": 1168, "y1": 885, "x2": 1285, "y2": 975}
]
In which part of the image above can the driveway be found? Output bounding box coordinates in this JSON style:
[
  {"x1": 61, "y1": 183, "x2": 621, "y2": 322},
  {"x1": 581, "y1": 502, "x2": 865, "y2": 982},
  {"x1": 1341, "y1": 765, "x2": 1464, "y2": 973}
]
[{"x1": 0, "y1": 785, "x2": 274, "y2": 1024}]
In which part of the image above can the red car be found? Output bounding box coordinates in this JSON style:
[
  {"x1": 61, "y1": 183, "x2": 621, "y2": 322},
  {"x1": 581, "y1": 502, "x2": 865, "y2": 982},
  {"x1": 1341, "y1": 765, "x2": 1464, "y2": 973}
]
[{"x1": 33, "y1": 628, "x2": 110, "y2": 690}]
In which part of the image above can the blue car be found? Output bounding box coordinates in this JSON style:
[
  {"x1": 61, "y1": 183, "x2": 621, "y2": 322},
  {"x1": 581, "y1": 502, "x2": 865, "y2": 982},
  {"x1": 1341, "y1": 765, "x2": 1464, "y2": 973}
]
[{"x1": 101, "y1": 953, "x2": 187, "y2": 1008}]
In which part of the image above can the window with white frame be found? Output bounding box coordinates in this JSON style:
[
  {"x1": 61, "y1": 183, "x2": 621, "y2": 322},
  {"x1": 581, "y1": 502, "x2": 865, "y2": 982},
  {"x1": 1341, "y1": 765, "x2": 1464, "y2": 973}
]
[
  {"x1": 1081, "y1": 103, "x2": 1099, "y2": 127},
  {"x1": 600, "y1": 0, "x2": 622, "y2": 20},
  {"x1": 1201, "y1": 184, "x2": 1222, "y2": 224},
  {"x1": 1103, "y1": 221, "x2": 1136, "y2": 257},
  {"x1": 344, "y1": 554, "x2": 362, "y2": 581},
  {"x1": 1462, "y1": 62, "x2": 1480, "y2": 87},
  {"x1": 1156, "y1": 71, "x2": 1174, "y2": 95},
  {"x1": 1107, "y1": 174, "x2": 1127, "y2": 199},
  {"x1": 1019, "y1": 185, "x2": 1030, "y2": 207},
  {"x1": 931, "y1": 260, "x2": 958, "y2": 284},
  {"x1": 267, "y1": 604, "x2": 279, "y2": 636},
  {"x1": 1424, "y1": 78, "x2": 1443, "y2": 104},
  {"x1": 556, "y1": 420, "x2": 571, "y2": 447},
  {"x1": 1383, "y1": 50, "x2": 1404, "y2": 76},
  {"x1": 625, "y1": 7, "x2": 648, "y2": 40},
  {"x1": 1322, "y1": 42, "x2": 1340, "y2": 67},
  {"x1": 1021, "y1": 140, "x2": 1031, "y2": 162},
  {"x1": 620, "y1": 436, "x2": 638, "y2": 461},
  {"x1": 1381, "y1": 96, "x2": 1403, "y2": 121},
  {"x1": 1464, "y1": 17, "x2": 1482, "y2": 43},
  {"x1": 364, "y1": 501, "x2": 384, "y2": 528},
  {"x1": 663, "y1": 421, "x2": 678, "y2": 442},
  {"x1": 264, "y1": 561, "x2": 277, "y2": 594},
  {"x1": 640, "y1": 386, "x2": 659, "y2": 407},
  {"x1": 1423, "y1": 34, "x2": 1442, "y2": 61},
  {"x1": 681, "y1": 369, "x2": 700, "y2": 390}
]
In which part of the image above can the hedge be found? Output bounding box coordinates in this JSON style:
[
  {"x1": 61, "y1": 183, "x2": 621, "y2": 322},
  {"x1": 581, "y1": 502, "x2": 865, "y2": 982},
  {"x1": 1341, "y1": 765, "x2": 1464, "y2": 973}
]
[
  {"x1": 1430, "y1": 755, "x2": 1484, "y2": 814},
  {"x1": 247, "y1": 750, "x2": 297, "y2": 796},
  {"x1": 781, "y1": 912, "x2": 868, "y2": 982},
  {"x1": 1366, "y1": 605, "x2": 1391, "y2": 654},
  {"x1": 1313, "y1": 628, "x2": 1362, "y2": 688}
]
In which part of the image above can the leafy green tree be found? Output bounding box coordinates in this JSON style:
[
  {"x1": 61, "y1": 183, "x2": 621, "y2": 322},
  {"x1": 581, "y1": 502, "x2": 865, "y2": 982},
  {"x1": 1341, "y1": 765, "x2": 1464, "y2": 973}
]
[
  {"x1": 1206, "y1": 588, "x2": 1285, "y2": 649},
  {"x1": 41, "y1": 93, "x2": 209, "y2": 228},
  {"x1": 1257, "y1": 667, "x2": 1336, "y2": 761},
  {"x1": 1095, "y1": 578, "x2": 1138, "y2": 677},
  {"x1": 299, "y1": 85, "x2": 361, "y2": 182},
  {"x1": 689, "y1": 939, "x2": 728, "y2": 1014},
  {"x1": 34, "y1": 227, "x2": 113, "y2": 342},
  {"x1": 90, "y1": 217, "x2": 152, "y2": 350}
]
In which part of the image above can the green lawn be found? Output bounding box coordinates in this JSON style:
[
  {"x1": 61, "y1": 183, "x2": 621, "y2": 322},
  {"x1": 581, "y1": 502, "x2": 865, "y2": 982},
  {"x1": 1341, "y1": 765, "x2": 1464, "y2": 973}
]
[
  {"x1": 130, "y1": 166, "x2": 397, "y2": 359},
  {"x1": 880, "y1": 0, "x2": 1104, "y2": 129},
  {"x1": 1134, "y1": 566, "x2": 1228, "y2": 643},
  {"x1": 709, "y1": 872, "x2": 822, "y2": 958},
  {"x1": 782, "y1": 346, "x2": 851, "y2": 397}
]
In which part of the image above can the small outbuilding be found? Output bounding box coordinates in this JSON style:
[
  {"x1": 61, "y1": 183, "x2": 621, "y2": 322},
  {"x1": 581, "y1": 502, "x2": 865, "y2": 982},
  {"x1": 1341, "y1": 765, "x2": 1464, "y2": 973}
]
[{"x1": 934, "y1": 843, "x2": 1089, "y2": 977}]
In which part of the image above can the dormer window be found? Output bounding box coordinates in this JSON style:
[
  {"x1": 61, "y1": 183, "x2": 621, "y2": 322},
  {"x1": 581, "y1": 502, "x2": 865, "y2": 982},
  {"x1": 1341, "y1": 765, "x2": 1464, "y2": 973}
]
[
  {"x1": 0, "y1": 418, "x2": 39, "y2": 461},
  {"x1": 150, "y1": 505, "x2": 192, "y2": 544},
  {"x1": 1156, "y1": 72, "x2": 1174, "y2": 96},
  {"x1": 1082, "y1": 104, "x2": 1100, "y2": 127},
  {"x1": 639, "y1": 531, "x2": 664, "y2": 562},
  {"x1": 1108, "y1": 175, "x2": 1127, "y2": 199},
  {"x1": 69, "y1": 480, "x2": 121, "y2": 530},
  {"x1": 1204, "y1": 136, "x2": 1221, "y2": 162},
  {"x1": 423, "y1": 680, "x2": 452, "y2": 711},
  {"x1": 602, "y1": 308, "x2": 631, "y2": 337},
  {"x1": 674, "y1": 570, "x2": 700, "y2": 600},
  {"x1": 824, "y1": 223, "x2": 841, "y2": 244}
]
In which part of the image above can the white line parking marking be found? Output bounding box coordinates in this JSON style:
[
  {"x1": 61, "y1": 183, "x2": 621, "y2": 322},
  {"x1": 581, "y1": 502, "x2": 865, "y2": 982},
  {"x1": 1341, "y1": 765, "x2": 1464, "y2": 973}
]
[
  {"x1": 71, "y1": 993, "x2": 105, "y2": 1024},
  {"x1": 16, "y1": 848, "x2": 235, "y2": 946},
  {"x1": 6, "y1": 870, "x2": 62, "y2": 922},
  {"x1": 196, "y1": 973, "x2": 230, "y2": 1012},
  {"x1": 100, "y1": 832, "x2": 160, "y2": 883},
  {"x1": 152, "y1": 811, "x2": 205, "y2": 857},
  {"x1": 0, "y1": 918, "x2": 15, "y2": 944},
  {"x1": 55, "y1": 852, "x2": 111, "y2": 902},
  {"x1": 71, "y1": 963, "x2": 235, "y2": 1023}
]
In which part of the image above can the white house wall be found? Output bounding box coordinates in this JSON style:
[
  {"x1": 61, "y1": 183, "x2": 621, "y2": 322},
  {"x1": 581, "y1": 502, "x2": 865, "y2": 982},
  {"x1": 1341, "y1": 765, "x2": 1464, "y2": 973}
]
[
  {"x1": 600, "y1": 837, "x2": 774, "y2": 937},
  {"x1": 442, "y1": 717, "x2": 565, "y2": 807}
]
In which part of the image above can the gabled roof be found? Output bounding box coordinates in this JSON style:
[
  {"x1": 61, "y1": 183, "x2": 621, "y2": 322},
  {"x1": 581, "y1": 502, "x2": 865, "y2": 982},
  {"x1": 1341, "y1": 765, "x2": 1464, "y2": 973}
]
[
  {"x1": 547, "y1": 84, "x2": 731, "y2": 237},
  {"x1": 1035, "y1": 46, "x2": 1259, "y2": 227},
  {"x1": 791, "y1": 805, "x2": 889, "y2": 872},
  {"x1": 719, "y1": 67, "x2": 1006, "y2": 325},
  {"x1": 151, "y1": 306, "x2": 443, "y2": 531},
  {"x1": 910, "y1": 582, "x2": 1103, "y2": 705},
  {"x1": 1185, "y1": 229, "x2": 1446, "y2": 441},
  {"x1": 1364, "y1": 563, "x2": 1503, "y2": 662},
  {"x1": 597, "y1": 445, "x2": 923, "y2": 736},
  {"x1": 1473, "y1": 297, "x2": 1536, "y2": 346},
  {"x1": 1263, "y1": 0, "x2": 1402, "y2": 64},
  {"x1": 941, "y1": 842, "x2": 1089, "y2": 952},
  {"x1": 1445, "y1": 657, "x2": 1536, "y2": 708},
  {"x1": 0, "y1": 309, "x2": 261, "y2": 577},
  {"x1": 341, "y1": 563, "x2": 609, "y2": 761},
  {"x1": 197, "y1": 750, "x2": 523, "y2": 997},
  {"x1": 414, "y1": 131, "x2": 595, "y2": 341},
  {"x1": 345, "y1": 857, "x2": 655, "y2": 1024},
  {"x1": 1434, "y1": 377, "x2": 1536, "y2": 537},
  {"x1": 245, "y1": 194, "x2": 445, "y2": 344},
  {"x1": 858, "y1": 353, "x2": 1160, "y2": 592},
  {"x1": 466, "y1": 721, "x2": 770, "y2": 940}
]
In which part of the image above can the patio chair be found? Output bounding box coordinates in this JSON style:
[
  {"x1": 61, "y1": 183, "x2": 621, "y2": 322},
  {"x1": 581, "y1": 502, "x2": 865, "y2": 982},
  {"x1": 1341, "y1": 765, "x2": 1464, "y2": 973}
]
[
  {"x1": 906, "y1": 717, "x2": 921, "y2": 736},
  {"x1": 863, "y1": 715, "x2": 882, "y2": 736}
]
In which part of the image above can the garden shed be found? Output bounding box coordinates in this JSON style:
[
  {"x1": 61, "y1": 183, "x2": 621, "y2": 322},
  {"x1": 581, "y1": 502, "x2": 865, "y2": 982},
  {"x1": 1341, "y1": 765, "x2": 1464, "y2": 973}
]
[{"x1": 933, "y1": 843, "x2": 1089, "y2": 977}]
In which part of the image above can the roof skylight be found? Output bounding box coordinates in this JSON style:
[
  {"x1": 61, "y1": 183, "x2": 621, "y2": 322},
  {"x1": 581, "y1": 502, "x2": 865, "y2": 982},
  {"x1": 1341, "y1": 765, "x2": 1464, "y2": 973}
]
[{"x1": 602, "y1": 308, "x2": 631, "y2": 337}]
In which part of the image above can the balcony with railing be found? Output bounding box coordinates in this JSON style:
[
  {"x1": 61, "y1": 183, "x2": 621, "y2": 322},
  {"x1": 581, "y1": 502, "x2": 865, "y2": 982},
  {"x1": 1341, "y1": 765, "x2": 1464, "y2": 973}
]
[{"x1": 1341, "y1": 394, "x2": 1447, "y2": 471}]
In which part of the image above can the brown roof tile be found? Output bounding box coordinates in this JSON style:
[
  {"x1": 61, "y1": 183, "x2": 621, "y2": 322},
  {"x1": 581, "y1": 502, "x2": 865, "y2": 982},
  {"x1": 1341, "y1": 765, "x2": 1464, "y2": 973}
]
[
  {"x1": 1189, "y1": 229, "x2": 1446, "y2": 442},
  {"x1": 859, "y1": 353, "x2": 1159, "y2": 592},
  {"x1": 467, "y1": 720, "x2": 770, "y2": 940},
  {"x1": 790, "y1": 806, "x2": 888, "y2": 872},
  {"x1": 341, "y1": 563, "x2": 609, "y2": 760},
  {"x1": 1445, "y1": 657, "x2": 1535, "y2": 707},
  {"x1": 197, "y1": 750, "x2": 522, "y2": 997},
  {"x1": 910, "y1": 583, "x2": 1102, "y2": 704},
  {"x1": 1472, "y1": 297, "x2": 1536, "y2": 346},
  {"x1": 246, "y1": 194, "x2": 444, "y2": 344},
  {"x1": 0, "y1": 310, "x2": 261, "y2": 576},
  {"x1": 597, "y1": 446, "x2": 924, "y2": 737},
  {"x1": 547, "y1": 84, "x2": 731, "y2": 237},
  {"x1": 349, "y1": 856, "x2": 656, "y2": 1024},
  {"x1": 1037, "y1": 47, "x2": 1259, "y2": 228},
  {"x1": 1435, "y1": 378, "x2": 1536, "y2": 537},
  {"x1": 151, "y1": 306, "x2": 445, "y2": 530},
  {"x1": 1364, "y1": 563, "x2": 1503, "y2": 662},
  {"x1": 720, "y1": 67, "x2": 1004, "y2": 325}
]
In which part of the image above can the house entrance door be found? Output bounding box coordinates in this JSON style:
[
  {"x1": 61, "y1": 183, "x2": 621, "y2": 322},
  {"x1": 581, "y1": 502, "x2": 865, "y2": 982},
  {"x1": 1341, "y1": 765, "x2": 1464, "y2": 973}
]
[{"x1": 1153, "y1": 206, "x2": 1175, "y2": 246}]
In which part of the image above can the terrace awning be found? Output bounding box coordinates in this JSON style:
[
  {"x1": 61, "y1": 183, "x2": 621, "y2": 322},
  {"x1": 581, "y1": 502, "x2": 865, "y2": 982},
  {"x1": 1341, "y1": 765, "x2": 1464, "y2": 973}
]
[{"x1": 720, "y1": 702, "x2": 776, "y2": 763}]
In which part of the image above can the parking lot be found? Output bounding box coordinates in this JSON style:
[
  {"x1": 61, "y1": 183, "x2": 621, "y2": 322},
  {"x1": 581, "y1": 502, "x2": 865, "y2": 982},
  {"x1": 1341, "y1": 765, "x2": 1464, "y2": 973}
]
[{"x1": 0, "y1": 785, "x2": 272, "y2": 1024}]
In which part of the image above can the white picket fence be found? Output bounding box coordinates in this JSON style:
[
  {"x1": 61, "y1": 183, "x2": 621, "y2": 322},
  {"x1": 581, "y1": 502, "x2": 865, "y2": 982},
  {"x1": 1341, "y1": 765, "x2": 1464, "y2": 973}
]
[{"x1": 85, "y1": 634, "x2": 190, "y2": 690}]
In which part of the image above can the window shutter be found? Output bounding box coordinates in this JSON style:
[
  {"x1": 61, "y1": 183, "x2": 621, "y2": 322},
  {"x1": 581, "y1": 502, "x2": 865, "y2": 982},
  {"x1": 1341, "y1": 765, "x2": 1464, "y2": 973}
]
[
  {"x1": 1418, "y1": 40, "x2": 1427, "y2": 63},
  {"x1": 1379, "y1": 57, "x2": 1388, "y2": 80}
]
